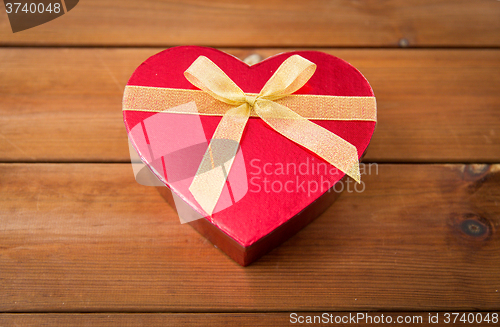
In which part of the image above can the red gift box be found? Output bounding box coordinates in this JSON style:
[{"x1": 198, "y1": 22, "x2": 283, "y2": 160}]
[{"x1": 123, "y1": 46, "x2": 376, "y2": 266}]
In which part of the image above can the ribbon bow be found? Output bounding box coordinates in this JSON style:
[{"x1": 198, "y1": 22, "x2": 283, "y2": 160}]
[{"x1": 184, "y1": 55, "x2": 361, "y2": 215}]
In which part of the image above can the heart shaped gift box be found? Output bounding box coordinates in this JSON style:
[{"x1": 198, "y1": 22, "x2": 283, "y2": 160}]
[{"x1": 123, "y1": 46, "x2": 376, "y2": 266}]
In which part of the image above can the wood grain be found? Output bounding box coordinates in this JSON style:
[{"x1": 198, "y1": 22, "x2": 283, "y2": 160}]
[
  {"x1": 1, "y1": 313, "x2": 497, "y2": 326},
  {"x1": 1, "y1": 163, "x2": 498, "y2": 312},
  {"x1": 0, "y1": 0, "x2": 499, "y2": 47},
  {"x1": 0, "y1": 48, "x2": 499, "y2": 163}
]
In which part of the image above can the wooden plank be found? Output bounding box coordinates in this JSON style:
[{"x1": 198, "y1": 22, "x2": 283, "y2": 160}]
[
  {"x1": 1, "y1": 313, "x2": 498, "y2": 326},
  {"x1": 0, "y1": 0, "x2": 499, "y2": 47},
  {"x1": 0, "y1": 163, "x2": 498, "y2": 312},
  {"x1": 0, "y1": 48, "x2": 499, "y2": 162}
]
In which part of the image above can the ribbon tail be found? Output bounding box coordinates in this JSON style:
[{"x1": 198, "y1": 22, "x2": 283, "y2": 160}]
[
  {"x1": 188, "y1": 104, "x2": 250, "y2": 216},
  {"x1": 254, "y1": 100, "x2": 361, "y2": 183}
]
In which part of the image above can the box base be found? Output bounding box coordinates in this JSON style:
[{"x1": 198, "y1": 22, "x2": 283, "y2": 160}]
[{"x1": 157, "y1": 176, "x2": 345, "y2": 266}]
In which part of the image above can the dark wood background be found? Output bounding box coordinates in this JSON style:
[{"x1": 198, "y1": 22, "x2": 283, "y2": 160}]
[{"x1": 0, "y1": 1, "x2": 499, "y2": 326}]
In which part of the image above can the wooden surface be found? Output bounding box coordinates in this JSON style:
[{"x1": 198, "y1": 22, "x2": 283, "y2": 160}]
[
  {"x1": 0, "y1": 0, "x2": 499, "y2": 47},
  {"x1": 1, "y1": 0, "x2": 499, "y2": 325},
  {"x1": 0, "y1": 313, "x2": 495, "y2": 326},
  {"x1": 1, "y1": 163, "x2": 499, "y2": 312},
  {"x1": 1, "y1": 48, "x2": 499, "y2": 163}
]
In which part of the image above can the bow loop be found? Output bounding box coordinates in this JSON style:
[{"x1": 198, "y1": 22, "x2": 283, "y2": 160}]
[
  {"x1": 184, "y1": 56, "x2": 246, "y2": 105},
  {"x1": 259, "y1": 55, "x2": 316, "y2": 100}
]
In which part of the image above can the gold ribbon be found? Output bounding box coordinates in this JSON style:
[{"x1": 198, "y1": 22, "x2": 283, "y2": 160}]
[
  {"x1": 123, "y1": 55, "x2": 377, "y2": 216},
  {"x1": 123, "y1": 86, "x2": 377, "y2": 121}
]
